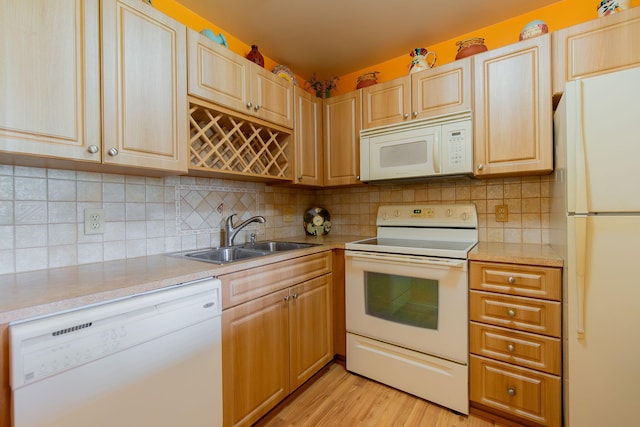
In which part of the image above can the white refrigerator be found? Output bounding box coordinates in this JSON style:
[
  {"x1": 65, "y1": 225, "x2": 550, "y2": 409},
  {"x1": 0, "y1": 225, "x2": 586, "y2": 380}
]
[{"x1": 551, "y1": 66, "x2": 640, "y2": 427}]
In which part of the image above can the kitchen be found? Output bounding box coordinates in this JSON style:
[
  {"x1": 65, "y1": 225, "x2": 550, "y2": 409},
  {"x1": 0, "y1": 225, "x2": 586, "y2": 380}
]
[{"x1": 1, "y1": 0, "x2": 639, "y2": 426}]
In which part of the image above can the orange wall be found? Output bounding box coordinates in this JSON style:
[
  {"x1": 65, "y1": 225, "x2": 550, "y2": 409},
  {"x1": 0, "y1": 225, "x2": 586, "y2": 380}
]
[{"x1": 154, "y1": 0, "x2": 638, "y2": 95}]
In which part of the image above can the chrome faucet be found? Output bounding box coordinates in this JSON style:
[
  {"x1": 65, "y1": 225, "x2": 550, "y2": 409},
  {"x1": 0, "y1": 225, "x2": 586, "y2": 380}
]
[{"x1": 224, "y1": 214, "x2": 266, "y2": 246}]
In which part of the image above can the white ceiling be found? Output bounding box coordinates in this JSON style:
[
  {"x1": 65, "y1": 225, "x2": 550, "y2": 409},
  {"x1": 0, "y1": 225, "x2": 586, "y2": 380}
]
[{"x1": 175, "y1": 0, "x2": 561, "y2": 79}]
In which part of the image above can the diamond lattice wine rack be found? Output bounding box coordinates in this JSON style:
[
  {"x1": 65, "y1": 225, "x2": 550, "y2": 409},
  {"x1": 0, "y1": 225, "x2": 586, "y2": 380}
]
[{"x1": 188, "y1": 99, "x2": 292, "y2": 181}]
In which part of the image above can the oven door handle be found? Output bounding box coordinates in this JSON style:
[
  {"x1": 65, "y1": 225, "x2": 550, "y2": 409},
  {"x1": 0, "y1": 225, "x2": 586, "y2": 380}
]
[{"x1": 345, "y1": 251, "x2": 466, "y2": 268}]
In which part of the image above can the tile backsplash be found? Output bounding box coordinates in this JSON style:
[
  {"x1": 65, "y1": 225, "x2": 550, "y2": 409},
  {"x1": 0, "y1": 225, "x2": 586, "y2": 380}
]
[{"x1": 0, "y1": 163, "x2": 552, "y2": 275}]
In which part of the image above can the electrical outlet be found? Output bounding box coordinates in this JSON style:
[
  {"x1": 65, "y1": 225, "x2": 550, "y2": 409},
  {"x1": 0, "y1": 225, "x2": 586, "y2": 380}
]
[
  {"x1": 84, "y1": 208, "x2": 105, "y2": 234},
  {"x1": 283, "y1": 206, "x2": 295, "y2": 223},
  {"x1": 495, "y1": 205, "x2": 509, "y2": 222}
]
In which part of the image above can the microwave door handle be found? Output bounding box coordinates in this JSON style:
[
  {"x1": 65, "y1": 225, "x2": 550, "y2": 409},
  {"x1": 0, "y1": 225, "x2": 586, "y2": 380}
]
[{"x1": 433, "y1": 133, "x2": 440, "y2": 174}]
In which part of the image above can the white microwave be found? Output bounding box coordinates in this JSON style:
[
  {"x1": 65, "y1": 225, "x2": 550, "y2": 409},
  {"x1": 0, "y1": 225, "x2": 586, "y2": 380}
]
[{"x1": 359, "y1": 111, "x2": 473, "y2": 182}]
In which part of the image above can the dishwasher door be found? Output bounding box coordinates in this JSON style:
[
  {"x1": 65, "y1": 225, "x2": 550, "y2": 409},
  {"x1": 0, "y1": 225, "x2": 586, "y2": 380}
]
[{"x1": 9, "y1": 277, "x2": 222, "y2": 427}]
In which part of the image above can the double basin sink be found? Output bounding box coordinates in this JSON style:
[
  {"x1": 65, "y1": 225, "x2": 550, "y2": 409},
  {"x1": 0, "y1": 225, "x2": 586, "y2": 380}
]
[{"x1": 169, "y1": 241, "x2": 317, "y2": 265}]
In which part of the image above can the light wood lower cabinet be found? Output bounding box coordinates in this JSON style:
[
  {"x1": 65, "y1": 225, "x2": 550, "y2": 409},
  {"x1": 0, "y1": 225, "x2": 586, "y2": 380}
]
[
  {"x1": 220, "y1": 252, "x2": 333, "y2": 427},
  {"x1": 469, "y1": 260, "x2": 562, "y2": 427}
]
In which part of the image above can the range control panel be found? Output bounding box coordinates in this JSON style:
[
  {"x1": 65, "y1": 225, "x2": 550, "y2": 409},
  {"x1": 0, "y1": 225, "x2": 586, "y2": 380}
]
[{"x1": 377, "y1": 204, "x2": 477, "y2": 228}]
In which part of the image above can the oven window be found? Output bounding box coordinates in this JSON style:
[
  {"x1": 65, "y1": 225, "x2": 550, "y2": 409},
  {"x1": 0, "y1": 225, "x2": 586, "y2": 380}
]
[{"x1": 364, "y1": 272, "x2": 438, "y2": 329}]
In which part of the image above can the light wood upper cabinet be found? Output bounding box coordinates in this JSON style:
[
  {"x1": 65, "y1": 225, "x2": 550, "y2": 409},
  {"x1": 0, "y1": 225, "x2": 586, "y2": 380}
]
[
  {"x1": 101, "y1": 0, "x2": 187, "y2": 173},
  {"x1": 0, "y1": 0, "x2": 101, "y2": 163},
  {"x1": 552, "y1": 7, "x2": 640, "y2": 95},
  {"x1": 293, "y1": 87, "x2": 323, "y2": 186},
  {"x1": 324, "y1": 91, "x2": 362, "y2": 186},
  {"x1": 473, "y1": 34, "x2": 553, "y2": 178},
  {"x1": 362, "y1": 58, "x2": 472, "y2": 129},
  {"x1": 187, "y1": 29, "x2": 293, "y2": 128}
]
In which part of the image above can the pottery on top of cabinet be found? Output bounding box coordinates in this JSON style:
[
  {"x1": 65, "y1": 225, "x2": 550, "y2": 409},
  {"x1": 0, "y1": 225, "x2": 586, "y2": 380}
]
[
  {"x1": 246, "y1": 45, "x2": 264, "y2": 67},
  {"x1": 356, "y1": 71, "x2": 379, "y2": 89},
  {"x1": 409, "y1": 48, "x2": 436, "y2": 74},
  {"x1": 455, "y1": 38, "x2": 487, "y2": 59},
  {"x1": 200, "y1": 29, "x2": 228, "y2": 48},
  {"x1": 597, "y1": 0, "x2": 629, "y2": 16},
  {"x1": 519, "y1": 20, "x2": 549, "y2": 41}
]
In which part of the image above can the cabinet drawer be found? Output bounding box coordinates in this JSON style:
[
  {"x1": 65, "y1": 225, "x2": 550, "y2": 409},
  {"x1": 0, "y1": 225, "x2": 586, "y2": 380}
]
[
  {"x1": 470, "y1": 261, "x2": 561, "y2": 301},
  {"x1": 470, "y1": 322, "x2": 561, "y2": 375},
  {"x1": 470, "y1": 355, "x2": 561, "y2": 427},
  {"x1": 470, "y1": 291, "x2": 561, "y2": 337},
  {"x1": 220, "y1": 251, "x2": 332, "y2": 309}
]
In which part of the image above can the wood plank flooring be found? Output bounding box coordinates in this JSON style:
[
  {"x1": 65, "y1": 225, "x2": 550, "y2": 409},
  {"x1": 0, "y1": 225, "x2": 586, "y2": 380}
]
[{"x1": 255, "y1": 362, "x2": 507, "y2": 427}]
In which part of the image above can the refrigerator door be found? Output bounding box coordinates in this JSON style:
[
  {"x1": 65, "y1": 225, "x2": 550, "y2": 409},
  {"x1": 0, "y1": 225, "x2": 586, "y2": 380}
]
[
  {"x1": 566, "y1": 215, "x2": 640, "y2": 427},
  {"x1": 565, "y1": 67, "x2": 640, "y2": 214}
]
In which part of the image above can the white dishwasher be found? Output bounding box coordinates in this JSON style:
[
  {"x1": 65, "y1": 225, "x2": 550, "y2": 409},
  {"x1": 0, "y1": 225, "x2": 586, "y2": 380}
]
[{"x1": 9, "y1": 277, "x2": 222, "y2": 427}]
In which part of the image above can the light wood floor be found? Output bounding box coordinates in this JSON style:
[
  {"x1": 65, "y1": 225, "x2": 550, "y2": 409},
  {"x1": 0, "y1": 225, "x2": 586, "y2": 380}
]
[{"x1": 255, "y1": 362, "x2": 508, "y2": 427}]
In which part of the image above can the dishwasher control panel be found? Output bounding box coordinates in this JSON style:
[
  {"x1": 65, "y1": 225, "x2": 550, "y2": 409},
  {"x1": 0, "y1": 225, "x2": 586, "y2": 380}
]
[{"x1": 9, "y1": 277, "x2": 221, "y2": 388}]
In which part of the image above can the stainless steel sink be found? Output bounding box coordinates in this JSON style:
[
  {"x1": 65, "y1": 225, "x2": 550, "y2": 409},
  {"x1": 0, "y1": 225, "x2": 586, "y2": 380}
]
[
  {"x1": 167, "y1": 241, "x2": 317, "y2": 265},
  {"x1": 183, "y1": 247, "x2": 267, "y2": 263},
  {"x1": 240, "y1": 241, "x2": 315, "y2": 252}
]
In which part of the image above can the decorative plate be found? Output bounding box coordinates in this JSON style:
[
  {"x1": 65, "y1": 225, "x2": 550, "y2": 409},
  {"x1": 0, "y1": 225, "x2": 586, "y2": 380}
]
[
  {"x1": 272, "y1": 65, "x2": 298, "y2": 85},
  {"x1": 303, "y1": 207, "x2": 331, "y2": 236}
]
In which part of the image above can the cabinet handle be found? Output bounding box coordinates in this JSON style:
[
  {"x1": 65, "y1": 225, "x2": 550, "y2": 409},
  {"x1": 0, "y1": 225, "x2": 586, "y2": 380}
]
[
  {"x1": 477, "y1": 164, "x2": 484, "y2": 171},
  {"x1": 291, "y1": 292, "x2": 298, "y2": 299},
  {"x1": 297, "y1": 175, "x2": 303, "y2": 181},
  {"x1": 246, "y1": 102, "x2": 253, "y2": 109},
  {"x1": 403, "y1": 113, "x2": 409, "y2": 119},
  {"x1": 284, "y1": 295, "x2": 290, "y2": 302},
  {"x1": 507, "y1": 309, "x2": 516, "y2": 317},
  {"x1": 507, "y1": 387, "x2": 516, "y2": 397},
  {"x1": 508, "y1": 276, "x2": 516, "y2": 284},
  {"x1": 87, "y1": 145, "x2": 99, "y2": 154},
  {"x1": 412, "y1": 111, "x2": 418, "y2": 118},
  {"x1": 507, "y1": 343, "x2": 515, "y2": 352},
  {"x1": 108, "y1": 148, "x2": 118, "y2": 156},
  {"x1": 254, "y1": 104, "x2": 260, "y2": 111}
]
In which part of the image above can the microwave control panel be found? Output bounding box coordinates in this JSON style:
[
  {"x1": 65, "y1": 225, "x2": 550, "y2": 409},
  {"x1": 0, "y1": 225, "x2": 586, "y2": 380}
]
[{"x1": 442, "y1": 121, "x2": 473, "y2": 175}]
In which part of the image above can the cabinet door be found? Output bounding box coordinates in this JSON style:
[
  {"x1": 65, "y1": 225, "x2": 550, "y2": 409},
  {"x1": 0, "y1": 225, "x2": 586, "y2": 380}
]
[
  {"x1": 289, "y1": 274, "x2": 333, "y2": 391},
  {"x1": 552, "y1": 7, "x2": 640, "y2": 95},
  {"x1": 473, "y1": 35, "x2": 552, "y2": 177},
  {"x1": 361, "y1": 76, "x2": 411, "y2": 129},
  {"x1": 252, "y1": 64, "x2": 294, "y2": 128},
  {"x1": 0, "y1": 0, "x2": 101, "y2": 163},
  {"x1": 324, "y1": 91, "x2": 362, "y2": 186},
  {"x1": 412, "y1": 57, "x2": 472, "y2": 119},
  {"x1": 222, "y1": 290, "x2": 289, "y2": 427},
  {"x1": 102, "y1": 0, "x2": 187, "y2": 173},
  {"x1": 293, "y1": 87, "x2": 323, "y2": 186},
  {"x1": 187, "y1": 28, "x2": 250, "y2": 112}
]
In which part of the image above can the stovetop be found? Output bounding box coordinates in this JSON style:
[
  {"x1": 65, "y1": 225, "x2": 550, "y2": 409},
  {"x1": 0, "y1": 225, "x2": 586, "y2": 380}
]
[{"x1": 345, "y1": 204, "x2": 478, "y2": 259}]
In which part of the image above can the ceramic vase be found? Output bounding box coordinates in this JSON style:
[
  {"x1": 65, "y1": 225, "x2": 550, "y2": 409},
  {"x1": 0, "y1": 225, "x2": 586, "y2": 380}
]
[
  {"x1": 246, "y1": 45, "x2": 264, "y2": 68},
  {"x1": 409, "y1": 48, "x2": 437, "y2": 74}
]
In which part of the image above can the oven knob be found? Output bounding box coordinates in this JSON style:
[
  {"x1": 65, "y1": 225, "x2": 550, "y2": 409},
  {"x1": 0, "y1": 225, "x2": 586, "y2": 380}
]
[
  {"x1": 462, "y1": 212, "x2": 469, "y2": 221},
  {"x1": 382, "y1": 213, "x2": 389, "y2": 220},
  {"x1": 394, "y1": 209, "x2": 400, "y2": 217},
  {"x1": 446, "y1": 209, "x2": 453, "y2": 217}
]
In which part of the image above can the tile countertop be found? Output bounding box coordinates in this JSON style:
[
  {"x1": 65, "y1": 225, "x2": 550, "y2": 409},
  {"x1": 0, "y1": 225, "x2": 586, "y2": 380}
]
[
  {"x1": 0, "y1": 235, "x2": 363, "y2": 325},
  {"x1": 469, "y1": 242, "x2": 563, "y2": 268}
]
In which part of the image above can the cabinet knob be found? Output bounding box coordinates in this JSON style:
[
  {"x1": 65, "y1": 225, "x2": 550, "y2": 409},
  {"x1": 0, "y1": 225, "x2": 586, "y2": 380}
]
[
  {"x1": 246, "y1": 102, "x2": 253, "y2": 109},
  {"x1": 297, "y1": 175, "x2": 303, "y2": 181},
  {"x1": 356, "y1": 175, "x2": 360, "y2": 180},
  {"x1": 412, "y1": 111, "x2": 418, "y2": 118},
  {"x1": 87, "y1": 145, "x2": 99, "y2": 154},
  {"x1": 284, "y1": 295, "x2": 290, "y2": 302},
  {"x1": 507, "y1": 343, "x2": 515, "y2": 352},
  {"x1": 507, "y1": 308, "x2": 516, "y2": 317},
  {"x1": 403, "y1": 113, "x2": 409, "y2": 119},
  {"x1": 477, "y1": 164, "x2": 484, "y2": 171},
  {"x1": 508, "y1": 276, "x2": 516, "y2": 284},
  {"x1": 254, "y1": 104, "x2": 260, "y2": 111},
  {"x1": 507, "y1": 387, "x2": 516, "y2": 397},
  {"x1": 107, "y1": 148, "x2": 118, "y2": 156},
  {"x1": 291, "y1": 292, "x2": 298, "y2": 299}
]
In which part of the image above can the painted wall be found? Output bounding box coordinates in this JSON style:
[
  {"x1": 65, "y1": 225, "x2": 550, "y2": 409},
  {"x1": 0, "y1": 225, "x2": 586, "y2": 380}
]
[{"x1": 154, "y1": 0, "x2": 639, "y2": 94}]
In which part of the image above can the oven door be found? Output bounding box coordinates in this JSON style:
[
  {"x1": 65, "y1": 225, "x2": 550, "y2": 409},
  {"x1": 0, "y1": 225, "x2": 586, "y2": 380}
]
[{"x1": 345, "y1": 250, "x2": 468, "y2": 364}]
